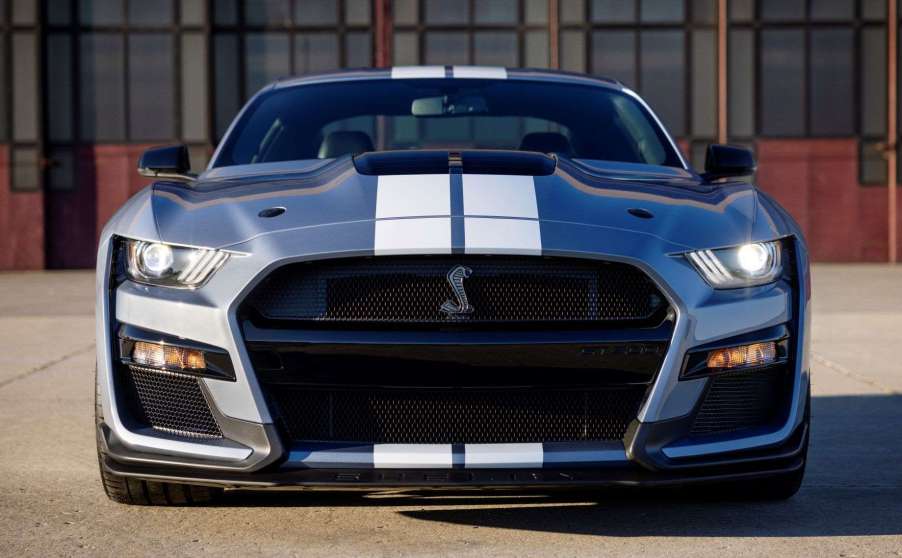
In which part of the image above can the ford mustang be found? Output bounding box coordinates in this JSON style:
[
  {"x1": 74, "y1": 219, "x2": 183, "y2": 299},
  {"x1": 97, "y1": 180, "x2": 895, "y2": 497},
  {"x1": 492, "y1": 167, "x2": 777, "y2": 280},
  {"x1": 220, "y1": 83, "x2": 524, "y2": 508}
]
[{"x1": 95, "y1": 66, "x2": 810, "y2": 505}]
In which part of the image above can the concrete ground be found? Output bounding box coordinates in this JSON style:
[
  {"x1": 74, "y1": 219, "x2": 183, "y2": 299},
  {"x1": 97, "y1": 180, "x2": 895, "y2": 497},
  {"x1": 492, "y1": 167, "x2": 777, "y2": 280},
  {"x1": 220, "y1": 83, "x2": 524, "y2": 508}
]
[{"x1": 0, "y1": 265, "x2": 900, "y2": 557}]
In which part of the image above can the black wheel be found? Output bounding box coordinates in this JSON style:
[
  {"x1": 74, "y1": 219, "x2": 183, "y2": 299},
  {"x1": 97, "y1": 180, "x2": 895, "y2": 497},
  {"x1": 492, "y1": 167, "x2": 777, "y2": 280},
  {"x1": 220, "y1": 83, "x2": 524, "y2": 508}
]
[{"x1": 95, "y1": 367, "x2": 223, "y2": 506}]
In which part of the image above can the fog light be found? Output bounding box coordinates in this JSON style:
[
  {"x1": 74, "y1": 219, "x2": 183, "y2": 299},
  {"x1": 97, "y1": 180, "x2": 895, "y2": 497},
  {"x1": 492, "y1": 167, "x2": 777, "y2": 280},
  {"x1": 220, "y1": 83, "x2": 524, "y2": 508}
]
[
  {"x1": 133, "y1": 341, "x2": 205, "y2": 370},
  {"x1": 706, "y1": 341, "x2": 777, "y2": 370}
]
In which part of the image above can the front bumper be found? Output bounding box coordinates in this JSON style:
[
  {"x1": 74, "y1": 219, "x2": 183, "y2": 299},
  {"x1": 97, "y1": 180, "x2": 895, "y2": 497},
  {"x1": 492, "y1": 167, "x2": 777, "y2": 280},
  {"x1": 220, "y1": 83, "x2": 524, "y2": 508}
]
[{"x1": 95, "y1": 227, "x2": 810, "y2": 487}]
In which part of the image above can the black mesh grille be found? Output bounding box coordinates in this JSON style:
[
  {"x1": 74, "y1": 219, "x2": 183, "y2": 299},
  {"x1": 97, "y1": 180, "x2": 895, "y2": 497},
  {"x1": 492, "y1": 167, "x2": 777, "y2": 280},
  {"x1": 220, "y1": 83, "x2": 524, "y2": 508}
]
[
  {"x1": 126, "y1": 365, "x2": 222, "y2": 438},
  {"x1": 266, "y1": 386, "x2": 646, "y2": 444},
  {"x1": 245, "y1": 256, "x2": 666, "y2": 326},
  {"x1": 690, "y1": 367, "x2": 789, "y2": 436}
]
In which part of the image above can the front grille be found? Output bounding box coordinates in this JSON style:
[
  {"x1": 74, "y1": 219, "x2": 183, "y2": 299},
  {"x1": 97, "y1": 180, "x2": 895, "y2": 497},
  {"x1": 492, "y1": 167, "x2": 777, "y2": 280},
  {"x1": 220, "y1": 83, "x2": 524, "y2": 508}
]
[
  {"x1": 244, "y1": 256, "x2": 666, "y2": 326},
  {"x1": 124, "y1": 365, "x2": 222, "y2": 438},
  {"x1": 689, "y1": 367, "x2": 790, "y2": 436},
  {"x1": 265, "y1": 386, "x2": 646, "y2": 444}
]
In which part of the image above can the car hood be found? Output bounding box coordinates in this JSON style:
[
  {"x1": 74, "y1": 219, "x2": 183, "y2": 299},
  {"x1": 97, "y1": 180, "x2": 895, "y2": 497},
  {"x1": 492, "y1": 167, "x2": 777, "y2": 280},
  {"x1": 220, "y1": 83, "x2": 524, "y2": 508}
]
[{"x1": 147, "y1": 156, "x2": 786, "y2": 253}]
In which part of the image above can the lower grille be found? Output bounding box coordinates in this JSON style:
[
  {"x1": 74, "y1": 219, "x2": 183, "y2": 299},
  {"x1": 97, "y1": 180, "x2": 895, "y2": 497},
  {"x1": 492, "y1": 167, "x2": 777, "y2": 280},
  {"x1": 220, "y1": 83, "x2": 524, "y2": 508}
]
[
  {"x1": 266, "y1": 386, "x2": 647, "y2": 444},
  {"x1": 689, "y1": 367, "x2": 790, "y2": 436},
  {"x1": 124, "y1": 365, "x2": 222, "y2": 438}
]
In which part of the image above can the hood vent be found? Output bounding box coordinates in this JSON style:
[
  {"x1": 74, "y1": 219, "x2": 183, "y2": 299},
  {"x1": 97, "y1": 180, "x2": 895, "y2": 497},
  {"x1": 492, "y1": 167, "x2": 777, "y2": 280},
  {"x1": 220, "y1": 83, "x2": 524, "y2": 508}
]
[{"x1": 354, "y1": 150, "x2": 556, "y2": 176}]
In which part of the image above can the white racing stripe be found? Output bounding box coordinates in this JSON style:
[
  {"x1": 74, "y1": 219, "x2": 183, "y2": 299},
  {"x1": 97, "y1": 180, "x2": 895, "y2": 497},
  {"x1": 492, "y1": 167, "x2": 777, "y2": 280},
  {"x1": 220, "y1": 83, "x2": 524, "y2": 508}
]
[
  {"x1": 376, "y1": 174, "x2": 451, "y2": 218},
  {"x1": 464, "y1": 443, "x2": 543, "y2": 468},
  {"x1": 375, "y1": 217, "x2": 452, "y2": 255},
  {"x1": 452, "y1": 66, "x2": 508, "y2": 79},
  {"x1": 374, "y1": 444, "x2": 453, "y2": 468},
  {"x1": 390, "y1": 66, "x2": 446, "y2": 79},
  {"x1": 464, "y1": 217, "x2": 541, "y2": 255},
  {"x1": 462, "y1": 174, "x2": 538, "y2": 218}
]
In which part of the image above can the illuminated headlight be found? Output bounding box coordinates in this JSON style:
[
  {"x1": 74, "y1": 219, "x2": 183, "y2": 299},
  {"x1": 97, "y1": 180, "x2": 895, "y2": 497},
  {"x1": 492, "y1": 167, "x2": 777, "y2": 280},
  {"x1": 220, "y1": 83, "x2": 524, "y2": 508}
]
[
  {"x1": 126, "y1": 240, "x2": 229, "y2": 288},
  {"x1": 686, "y1": 240, "x2": 782, "y2": 288}
]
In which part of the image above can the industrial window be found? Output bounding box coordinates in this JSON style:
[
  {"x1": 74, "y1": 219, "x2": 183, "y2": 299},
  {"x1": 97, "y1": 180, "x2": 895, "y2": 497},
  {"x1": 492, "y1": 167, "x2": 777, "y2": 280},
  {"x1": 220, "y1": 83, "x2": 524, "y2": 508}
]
[
  {"x1": 212, "y1": 0, "x2": 374, "y2": 140},
  {"x1": 44, "y1": 0, "x2": 212, "y2": 189},
  {"x1": 392, "y1": 0, "x2": 549, "y2": 71}
]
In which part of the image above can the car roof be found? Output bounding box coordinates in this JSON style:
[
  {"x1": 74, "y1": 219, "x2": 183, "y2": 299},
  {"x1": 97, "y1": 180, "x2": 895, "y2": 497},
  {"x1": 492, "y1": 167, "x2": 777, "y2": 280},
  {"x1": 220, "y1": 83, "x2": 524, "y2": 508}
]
[{"x1": 270, "y1": 66, "x2": 625, "y2": 92}]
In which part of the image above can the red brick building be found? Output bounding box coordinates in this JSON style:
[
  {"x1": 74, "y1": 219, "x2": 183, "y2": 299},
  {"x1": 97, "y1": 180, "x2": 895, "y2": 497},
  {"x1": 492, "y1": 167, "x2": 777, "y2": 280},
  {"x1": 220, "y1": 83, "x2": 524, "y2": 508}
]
[{"x1": 0, "y1": 0, "x2": 899, "y2": 269}]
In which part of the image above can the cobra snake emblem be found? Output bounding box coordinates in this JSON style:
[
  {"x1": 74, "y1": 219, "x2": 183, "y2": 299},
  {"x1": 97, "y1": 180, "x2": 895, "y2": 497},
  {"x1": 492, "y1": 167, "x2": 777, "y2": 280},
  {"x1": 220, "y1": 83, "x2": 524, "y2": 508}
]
[{"x1": 440, "y1": 265, "x2": 475, "y2": 316}]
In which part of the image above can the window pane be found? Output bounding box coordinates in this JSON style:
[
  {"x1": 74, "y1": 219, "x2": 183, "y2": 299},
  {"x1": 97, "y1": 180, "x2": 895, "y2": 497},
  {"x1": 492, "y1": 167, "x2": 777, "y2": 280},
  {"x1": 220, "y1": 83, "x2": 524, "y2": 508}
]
[
  {"x1": 560, "y1": 0, "x2": 584, "y2": 24},
  {"x1": 692, "y1": 0, "x2": 715, "y2": 23},
  {"x1": 13, "y1": 33, "x2": 38, "y2": 142},
  {"x1": 560, "y1": 30, "x2": 585, "y2": 72},
  {"x1": 79, "y1": 0, "x2": 123, "y2": 25},
  {"x1": 862, "y1": 0, "x2": 886, "y2": 21},
  {"x1": 591, "y1": 31, "x2": 636, "y2": 86},
  {"x1": 13, "y1": 0, "x2": 36, "y2": 24},
  {"x1": 425, "y1": 32, "x2": 469, "y2": 65},
  {"x1": 525, "y1": 30, "x2": 549, "y2": 67},
  {"x1": 80, "y1": 33, "x2": 126, "y2": 141},
  {"x1": 640, "y1": 30, "x2": 685, "y2": 137},
  {"x1": 47, "y1": 0, "x2": 71, "y2": 25},
  {"x1": 760, "y1": 29, "x2": 804, "y2": 136},
  {"x1": 591, "y1": 0, "x2": 634, "y2": 22},
  {"x1": 475, "y1": 0, "x2": 516, "y2": 23},
  {"x1": 181, "y1": 0, "x2": 206, "y2": 25},
  {"x1": 691, "y1": 30, "x2": 715, "y2": 137},
  {"x1": 213, "y1": 0, "x2": 238, "y2": 24},
  {"x1": 295, "y1": 0, "x2": 338, "y2": 24},
  {"x1": 182, "y1": 33, "x2": 208, "y2": 142},
  {"x1": 129, "y1": 0, "x2": 173, "y2": 25},
  {"x1": 728, "y1": 29, "x2": 754, "y2": 137},
  {"x1": 214, "y1": 33, "x2": 240, "y2": 139},
  {"x1": 474, "y1": 31, "x2": 517, "y2": 66},
  {"x1": 860, "y1": 140, "x2": 886, "y2": 184},
  {"x1": 394, "y1": 0, "x2": 417, "y2": 25},
  {"x1": 293, "y1": 33, "x2": 339, "y2": 73},
  {"x1": 393, "y1": 31, "x2": 418, "y2": 65},
  {"x1": 245, "y1": 0, "x2": 291, "y2": 25},
  {"x1": 245, "y1": 33, "x2": 290, "y2": 94},
  {"x1": 811, "y1": 0, "x2": 854, "y2": 21},
  {"x1": 129, "y1": 34, "x2": 175, "y2": 140},
  {"x1": 862, "y1": 28, "x2": 886, "y2": 136},
  {"x1": 345, "y1": 0, "x2": 371, "y2": 24},
  {"x1": 47, "y1": 33, "x2": 73, "y2": 141},
  {"x1": 425, "y1": 0, "x2": 468, "y2": 23},
  {"x1": 761, "y1": 0, "x2": 803, "y2": 21},
  {"x1": 345, "y1": 31, "x2": 372, "y2": 67},
  {"x1": 810, "y1": 28, "x2": 853, "y2": 135},
  {"x1": 729, "y1": 0, "x2": 754, "y2": 21},
  {"x1": 525, "y1": 0, "x2": 548, "y2": 24},
  {"x1": 12, "y1": 147, "x2": 39, "y2": 192},
  {"x1": 640, "y1": 0, "x2": 684, "y2": 22}
]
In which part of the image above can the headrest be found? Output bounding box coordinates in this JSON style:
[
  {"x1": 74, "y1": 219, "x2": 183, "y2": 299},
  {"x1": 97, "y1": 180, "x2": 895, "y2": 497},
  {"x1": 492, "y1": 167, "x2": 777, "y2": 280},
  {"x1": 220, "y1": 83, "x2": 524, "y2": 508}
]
[
  {"x1": 519, "y1": 132, "x2": 573, "y2": 156},
  {"x1": 317, "y1": 131, "x2": 374, "y2": 159}
]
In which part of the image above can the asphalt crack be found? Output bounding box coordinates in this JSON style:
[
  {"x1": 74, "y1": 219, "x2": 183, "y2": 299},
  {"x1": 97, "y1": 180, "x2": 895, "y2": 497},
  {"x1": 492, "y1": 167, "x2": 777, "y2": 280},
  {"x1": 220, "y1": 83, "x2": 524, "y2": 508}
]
[
  {"x1": 811, "y1": 352, "x2": 900, "y2": 395},
  {"x1": 0, "y1": 344, "x2": 95, "y2": 390}
]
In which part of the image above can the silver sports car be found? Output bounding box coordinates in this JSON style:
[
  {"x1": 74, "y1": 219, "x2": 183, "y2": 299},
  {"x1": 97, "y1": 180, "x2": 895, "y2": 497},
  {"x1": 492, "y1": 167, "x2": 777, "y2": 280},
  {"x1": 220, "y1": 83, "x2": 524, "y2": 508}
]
[{"x1": 95, "y1": 66, "x2": 810, "y2": 505}]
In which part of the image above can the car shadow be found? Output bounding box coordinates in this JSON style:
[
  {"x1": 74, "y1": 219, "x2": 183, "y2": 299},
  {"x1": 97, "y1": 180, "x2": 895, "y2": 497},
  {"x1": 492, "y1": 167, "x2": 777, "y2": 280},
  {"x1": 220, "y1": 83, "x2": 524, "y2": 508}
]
[{"x1": 221, "y1": 394, "x2": 902, "y2": 538}]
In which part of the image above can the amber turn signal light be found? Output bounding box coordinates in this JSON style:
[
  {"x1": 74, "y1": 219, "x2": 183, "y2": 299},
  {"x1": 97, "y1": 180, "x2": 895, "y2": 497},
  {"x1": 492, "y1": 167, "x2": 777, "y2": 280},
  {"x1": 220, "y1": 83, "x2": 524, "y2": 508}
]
[
  {"x1": 706, "y1": 341, "x2": 777, "y2": 370},
  {"x1": 133, "y1": 341, "x2": 206, "y2": 370}
]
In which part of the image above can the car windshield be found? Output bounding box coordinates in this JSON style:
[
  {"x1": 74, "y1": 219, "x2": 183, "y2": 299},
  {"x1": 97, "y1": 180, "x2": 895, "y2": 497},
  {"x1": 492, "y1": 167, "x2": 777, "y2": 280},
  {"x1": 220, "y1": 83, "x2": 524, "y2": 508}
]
[{"x1": 212, "y1": 78, "x2": 683, "y2": 169}]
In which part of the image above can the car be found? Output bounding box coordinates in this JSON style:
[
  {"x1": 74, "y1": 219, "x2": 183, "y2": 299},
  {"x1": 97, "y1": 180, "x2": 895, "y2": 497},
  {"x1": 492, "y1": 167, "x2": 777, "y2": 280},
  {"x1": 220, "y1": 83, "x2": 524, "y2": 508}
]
[{"x1": 95, "y1": 66, "x2": 810, "y2": 505}]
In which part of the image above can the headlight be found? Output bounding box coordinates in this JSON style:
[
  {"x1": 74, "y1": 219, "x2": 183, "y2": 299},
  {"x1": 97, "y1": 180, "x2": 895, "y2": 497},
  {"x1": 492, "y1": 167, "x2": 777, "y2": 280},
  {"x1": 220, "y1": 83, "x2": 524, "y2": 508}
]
[
  {"x1": 686, "y1": 240, "x2": 782, "y2": 288},
  {"x1": 125, "y1": 240, "x2": 229, "y2": 288}
]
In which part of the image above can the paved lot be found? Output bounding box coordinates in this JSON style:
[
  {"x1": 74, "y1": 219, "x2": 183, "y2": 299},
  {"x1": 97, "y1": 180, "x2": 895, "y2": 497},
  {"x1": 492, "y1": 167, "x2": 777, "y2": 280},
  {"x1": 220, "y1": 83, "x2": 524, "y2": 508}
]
[{"x1": 0, "y1": 266, "x2": 900, "y2": 557}]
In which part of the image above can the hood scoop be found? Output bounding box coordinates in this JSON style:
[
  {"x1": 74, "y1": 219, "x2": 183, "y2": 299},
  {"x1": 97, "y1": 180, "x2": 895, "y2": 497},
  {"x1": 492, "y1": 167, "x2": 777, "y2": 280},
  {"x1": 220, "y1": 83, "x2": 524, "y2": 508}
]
[{"x1": 353, "y1": 149, "x2": 556, "y2": 176}]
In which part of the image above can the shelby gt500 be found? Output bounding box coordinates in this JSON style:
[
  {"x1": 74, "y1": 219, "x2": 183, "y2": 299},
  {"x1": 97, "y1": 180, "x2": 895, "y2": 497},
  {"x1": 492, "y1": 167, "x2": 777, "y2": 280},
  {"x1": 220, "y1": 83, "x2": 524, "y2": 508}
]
[{"x1": 95, "y1": 66, "x2": 810, "y2": 505}]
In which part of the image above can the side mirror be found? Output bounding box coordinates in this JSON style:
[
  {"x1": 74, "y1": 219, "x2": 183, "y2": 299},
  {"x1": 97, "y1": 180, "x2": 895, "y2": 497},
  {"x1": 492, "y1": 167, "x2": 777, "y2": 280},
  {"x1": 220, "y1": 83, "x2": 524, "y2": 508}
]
[
  {"x1": 703, "y1": 144, "x2": 756, "y2": 180},
  {"x1": 138, "y1": 144, "x2": 196, "y2": 182}
]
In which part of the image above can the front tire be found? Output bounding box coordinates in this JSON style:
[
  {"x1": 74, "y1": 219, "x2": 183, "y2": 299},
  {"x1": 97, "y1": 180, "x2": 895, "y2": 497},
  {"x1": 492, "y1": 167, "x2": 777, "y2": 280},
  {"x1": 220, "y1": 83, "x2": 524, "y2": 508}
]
[{"x1": 95, "y1": 366, "x2": 222, "y2": 505}]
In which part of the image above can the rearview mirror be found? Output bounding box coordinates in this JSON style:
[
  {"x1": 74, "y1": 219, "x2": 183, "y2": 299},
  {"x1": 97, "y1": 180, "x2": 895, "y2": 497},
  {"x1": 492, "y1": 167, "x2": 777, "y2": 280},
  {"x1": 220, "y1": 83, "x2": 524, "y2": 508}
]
[
  {"x1": 138, "y1": 144, "x2": 196, "y2": 182},
  {"x1": 411, "y1": 94, "x2": 489, "y2": 117},
  {"x1": 703, "y1": 144, "x2": 756, "y2": 180}
]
